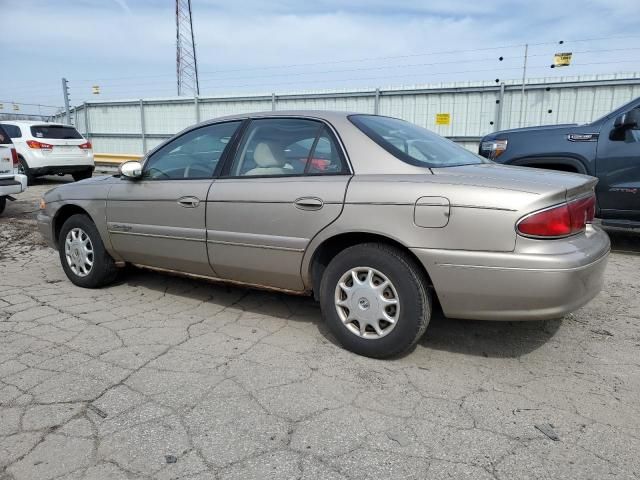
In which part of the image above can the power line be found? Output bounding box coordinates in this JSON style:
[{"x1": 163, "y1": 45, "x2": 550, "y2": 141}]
[
  {"x1": 62, "y1": 46, "x2": 640, "y2": 92},
  {"x1": 71, "y1": 33, "x2": 640, "y2": 85},
  {"x1": 0, "y1": 100, "x2": 61, "y2": 108}
]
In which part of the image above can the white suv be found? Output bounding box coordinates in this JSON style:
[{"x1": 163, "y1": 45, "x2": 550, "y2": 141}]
[
  {"x1": 0, "y1": 121, "x2": 94, "y2": 184},
  {"x1": 0, "y1": 125, "x2": 27, "y2": 216}
]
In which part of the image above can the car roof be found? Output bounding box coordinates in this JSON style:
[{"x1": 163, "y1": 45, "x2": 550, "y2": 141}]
[
  {"x1": 0, "y1": 120, "x2": 73, "y2": 127},
  {"x1": 201, "y1": 110, "x2": 359, "y2": 124}
]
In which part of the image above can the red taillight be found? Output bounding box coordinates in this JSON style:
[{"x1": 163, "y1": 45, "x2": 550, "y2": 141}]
[
  {"x1": 517, "y1": 194, "x2": 596, "y2": 238},
  {"x1": 78, "y1": 141, "x2": 92, "y2": 150},
  {"x1": 26, "y1": 140, "x2": 53, "y2": 149},
  {"x1": 11, "y1": 148, "x2": 18, "y2": 167}
]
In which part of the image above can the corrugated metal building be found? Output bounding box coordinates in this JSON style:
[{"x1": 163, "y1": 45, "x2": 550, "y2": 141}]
[{"x1": 53, "y1": 72, "x2": 640, "y2": 154}]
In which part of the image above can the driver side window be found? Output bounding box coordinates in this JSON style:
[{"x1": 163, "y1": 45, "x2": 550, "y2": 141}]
[{"x1": 143, "y1": 121, "x2": 241, "y2": 180}]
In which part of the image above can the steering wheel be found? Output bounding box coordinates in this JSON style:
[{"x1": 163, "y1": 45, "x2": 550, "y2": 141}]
[{"x1": 184, "y1": 162, "x2": 212, "y2": 178}]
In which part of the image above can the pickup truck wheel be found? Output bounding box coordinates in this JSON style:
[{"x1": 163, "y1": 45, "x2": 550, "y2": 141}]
[
  {"x1": 17, "y1": 157, "x2": 34, "y2": 186},
  {"x1": 0, "y1": 197, "x2": 5, "y2": 215},
  {"x1": 72, "y1": 170, "x2": 93, "y2": 182},
  {"x1": 319, "y1": 243, "x2": 431, "y2": 358},
  {"x1": 58, "y1": 214, "x2": 117, "y2": 288}
]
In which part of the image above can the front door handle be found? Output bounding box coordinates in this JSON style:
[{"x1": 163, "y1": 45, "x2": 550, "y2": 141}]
[
  {"x1": 294, "y1": 197, "x2": 324, "y2": 211},
  {"x1": 178, "y1": 196, "x2": 200, "y2": 208}
]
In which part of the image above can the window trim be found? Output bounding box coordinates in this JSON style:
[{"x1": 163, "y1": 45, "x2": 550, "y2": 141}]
[
  {"x1": 140, "y1": 119, "x2": 245, "y2": 181},
  {"x1": 219, "y1": 116, "x2": 352, "y2": 179}
]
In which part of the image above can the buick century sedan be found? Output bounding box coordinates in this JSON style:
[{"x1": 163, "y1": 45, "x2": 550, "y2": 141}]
[{"x1": 38, "y1": 111, "x2": 610, "y2": 358}]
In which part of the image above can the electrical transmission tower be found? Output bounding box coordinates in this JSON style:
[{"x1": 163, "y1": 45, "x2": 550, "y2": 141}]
[{"x1": 175, "y1": 0, "x2": 200, "y2": 96}]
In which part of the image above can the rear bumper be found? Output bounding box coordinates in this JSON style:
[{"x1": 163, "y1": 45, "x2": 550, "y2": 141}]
[
  {"x1": 31, "y1": 165, "x2": 94, "y2": 176},
  {"x1": 0, "y1": 174, "x2": 27, "y2": 196},
  {"x1": 412, "y1": 225, "x2": 610, "y2": 320}
]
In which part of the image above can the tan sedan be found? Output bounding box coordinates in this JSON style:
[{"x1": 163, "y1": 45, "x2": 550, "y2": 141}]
[{"x1": 37, "y1": 111, "x2": 609, "y2": 358}]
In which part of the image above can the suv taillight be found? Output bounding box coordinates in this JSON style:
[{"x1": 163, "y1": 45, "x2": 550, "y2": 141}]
[
  {"x1": 517, "y1": 194, "x2": 596, "y2": 238},
  {"x1": 78, "y1": 141, "x2": 92, "y2": 150},
  {"x1": 26, "y1": 140, "x2": 53, "y2": 149},
  {"x1": 11, "y1": 148, "x2": 18, "y2": 167}
]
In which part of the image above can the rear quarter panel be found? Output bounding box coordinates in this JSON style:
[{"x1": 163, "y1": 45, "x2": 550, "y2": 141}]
[{"x1": 301, "y1": 174, "x2": 540, "y2": 286}]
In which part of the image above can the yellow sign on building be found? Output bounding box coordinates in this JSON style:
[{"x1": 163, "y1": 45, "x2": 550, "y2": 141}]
[
  {"x1": 435, "y1": 113, "x2": 451, "y2": 126},
  {"x1": 554, "y1": 52, "x2": 572, "y2": 67}
]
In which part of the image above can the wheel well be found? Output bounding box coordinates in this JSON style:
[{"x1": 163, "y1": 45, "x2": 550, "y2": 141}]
[
  {"x1": 527, "y1": 163, "x2": 579, "y2": 173},
  {"x1": 511, "y1": 157, "x2": 585, "y2": 174},
  {"x1": 309, "y1": 232, "x2": 434, "y2": 301},
  {"x1": 53, "y1": 205, "x2": 91, "y2": 246}
]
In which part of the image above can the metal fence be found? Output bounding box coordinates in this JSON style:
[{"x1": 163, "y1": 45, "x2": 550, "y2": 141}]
[{"x1": 53, "y1": 72, "x2": 640, "y2": 154}]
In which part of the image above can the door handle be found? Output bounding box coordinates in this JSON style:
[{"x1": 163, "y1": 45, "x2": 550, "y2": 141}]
[
  {"x1": 294, "y1": 197, "x2": 324, "y2": 210},
  {"x1": 178, "y1": 196, "x2": 200, "y2": 208}
]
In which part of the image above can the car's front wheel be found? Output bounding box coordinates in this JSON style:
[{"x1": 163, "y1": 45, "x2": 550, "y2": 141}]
[
  {"x1": 58, "y1": 214, "x2": 118, "y2": 288},
  {"x1": 0, "y1": 196, "x2": 6, "y2": 216},
  {"x1": 319, "y1": 243, "x2": 431, "y2": 358}
]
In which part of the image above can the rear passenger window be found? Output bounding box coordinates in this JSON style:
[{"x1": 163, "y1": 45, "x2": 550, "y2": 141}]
[
  {"x1": 227, "y1": 118, "x2": 348, "y2": 177},
  {"x1": 0, "y1": 126, "x2": 12, "y2": 144},
  {"x1": 306, "y1": 128, "x2": 344, "y2": 174},
  {"x1": 1, "y1": 124, "x2": 21, "y2": 138}
]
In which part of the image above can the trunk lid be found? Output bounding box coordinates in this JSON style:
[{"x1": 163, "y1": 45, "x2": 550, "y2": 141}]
[
  {"x1": 431, "y1": 163, "x2": 596, "y2": 203},
  {"x1": 30, "y1": 124, "x2": 88, "y2": 157}
]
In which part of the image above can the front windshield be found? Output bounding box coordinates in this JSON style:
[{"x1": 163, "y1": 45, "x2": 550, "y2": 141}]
[{"x1": 349, "y1": 114, "x2": 488, "y2": 168}]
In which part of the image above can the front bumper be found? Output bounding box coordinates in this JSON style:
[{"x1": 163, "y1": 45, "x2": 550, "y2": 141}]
[
  {"x1": 0, "y1": 174, "x2": 27, "y2": 196},
  {"x1": 37, "y1": 209, "x2": 56, "y2": 249},
  {"x1": 412, "y1": 225, "x2": 610, "y2": 320}
]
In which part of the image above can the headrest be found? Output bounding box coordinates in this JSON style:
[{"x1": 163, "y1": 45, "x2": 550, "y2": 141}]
[{"x1": 253, "y1": 142, "x2": 285, "y2": 168}]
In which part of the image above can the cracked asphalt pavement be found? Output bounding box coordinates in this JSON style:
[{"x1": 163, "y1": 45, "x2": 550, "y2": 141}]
[{"x1": 1, "y1": 176, "x2": 640, "y2": 479}]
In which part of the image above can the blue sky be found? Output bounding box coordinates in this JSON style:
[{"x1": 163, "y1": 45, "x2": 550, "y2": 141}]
[{"x1": 1, "y1": 0, "x2": 639, "y2": 114}]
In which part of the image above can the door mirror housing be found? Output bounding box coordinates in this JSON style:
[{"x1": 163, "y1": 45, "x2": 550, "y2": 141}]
[
  {"x1": 119, "y1": 161, "x2": 143, "y2": 179},
  {"x1": 614, "y1": 109, "x2": 640, "y2": 130}
]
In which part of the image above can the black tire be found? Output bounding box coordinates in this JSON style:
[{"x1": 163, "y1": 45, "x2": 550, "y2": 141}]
[
  {"x1": 0, "y1": 196, "x2": 6, "y2": 216},
  {"x1": 72, "y1": 170, "x2": 93, "y2": 182},
  {"x1": 58, "y1": 214, "x2": 118, "y2": 288},
  {"x1": 319, "y1": 243, "x2": 431, "y2": 358},
  {"x1": 18, "y1": 157, "x2": 34, "y2": 186}
]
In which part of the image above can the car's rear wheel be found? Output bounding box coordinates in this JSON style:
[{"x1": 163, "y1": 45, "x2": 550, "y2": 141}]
[
  {"x1": 17, "y1": 157, "x2": 34, "y2": 185},
  {"x1": 0, "y1": 196, "x2": 6, "y2": 215},
  {"x1": 319, "y1": 243, "x2": 431, "y2": 358},
  {"x1": 58, "y1": 214, "x2": 117, "y2": 288},
  {"x1": 72, "y1": 169, "x2": 93, "y2": 182}
]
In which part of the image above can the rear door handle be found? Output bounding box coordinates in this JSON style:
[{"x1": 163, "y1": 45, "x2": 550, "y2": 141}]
[
  {"x1": 178, "y1": 196, "x2": 200, "y2": 208},
  {"x1": 294, "y1": 197, "x2": 324, "y2": 210}
]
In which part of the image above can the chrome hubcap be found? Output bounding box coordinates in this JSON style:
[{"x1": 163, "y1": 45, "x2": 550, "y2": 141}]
[
  {"x1": 334, "y1": 267, "x2": 400, "y2": 339},
  {"x1": 64, "y1": 228, "x2": 94, "y2": 277}
]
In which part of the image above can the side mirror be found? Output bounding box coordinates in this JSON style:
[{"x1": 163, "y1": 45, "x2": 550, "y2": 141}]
[
  {"x1": 119, "y1": 161, "x2": 143, "y2": 179},
  {"x1": 614, "y1": 109, "x2": 640, "y2": 130}
]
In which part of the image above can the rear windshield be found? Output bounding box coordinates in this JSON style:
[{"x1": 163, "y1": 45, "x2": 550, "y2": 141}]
[
  {"x1": 0, "y1": 126, "x2": 12, "y2": 145},
  {"x1": 349, "y1": 115, "x2": 488, "y2": 168},
  {"x1": 30, "y1": 125, "x2": 83, "y2": 140},
  {"x1": 1, "y1": 124, "x2": 21, "y2": 138}
]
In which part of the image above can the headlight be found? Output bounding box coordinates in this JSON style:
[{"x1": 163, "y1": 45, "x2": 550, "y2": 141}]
[{"x1": 480, "y1": 139, "x2": 508, "y2": 159}]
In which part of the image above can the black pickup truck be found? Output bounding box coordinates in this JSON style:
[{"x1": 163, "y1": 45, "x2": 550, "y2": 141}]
[{"x1": 479, "y1": 97, "x2": 640, "y2": 230}]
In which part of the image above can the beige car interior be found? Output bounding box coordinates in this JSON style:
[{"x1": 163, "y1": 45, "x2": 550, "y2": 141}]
[{"x1": 244, "y1": 141, "x2": 289, "y2": 176}]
